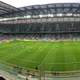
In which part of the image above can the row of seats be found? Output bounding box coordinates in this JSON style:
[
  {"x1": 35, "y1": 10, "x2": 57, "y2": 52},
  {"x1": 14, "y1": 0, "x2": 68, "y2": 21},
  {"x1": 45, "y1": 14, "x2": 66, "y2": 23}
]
[{"x1": 0, "y1": 22, "x2": 80, "y2": 33}]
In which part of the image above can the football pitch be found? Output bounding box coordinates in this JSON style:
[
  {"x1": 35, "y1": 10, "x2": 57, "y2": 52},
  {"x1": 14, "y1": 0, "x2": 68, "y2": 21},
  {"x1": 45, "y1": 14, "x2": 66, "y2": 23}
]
[{"x1": 0, "y1": 40, "x2": 80, "y2": 72}]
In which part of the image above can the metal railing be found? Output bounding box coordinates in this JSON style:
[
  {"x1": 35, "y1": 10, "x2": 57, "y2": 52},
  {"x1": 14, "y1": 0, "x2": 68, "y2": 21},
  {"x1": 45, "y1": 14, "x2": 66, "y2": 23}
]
[{"x1": 0, "y1": 61, "x2": 80, "y2": 80}]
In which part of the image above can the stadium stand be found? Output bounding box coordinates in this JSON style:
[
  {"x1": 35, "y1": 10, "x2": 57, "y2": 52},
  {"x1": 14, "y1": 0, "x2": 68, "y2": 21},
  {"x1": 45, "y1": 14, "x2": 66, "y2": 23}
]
[{"x1": 0, "y1": 3, "x2": 80, "y2": 40}]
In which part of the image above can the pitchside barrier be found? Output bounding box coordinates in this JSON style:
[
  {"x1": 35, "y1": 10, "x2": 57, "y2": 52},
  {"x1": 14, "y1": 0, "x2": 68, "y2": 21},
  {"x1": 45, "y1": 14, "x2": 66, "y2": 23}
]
[
  {"x1": 0, "y1": 61, "x2": 80, "y2": 80},
  {"x1": 0, "y1": 61, "x2": 26, "y2": 80}
]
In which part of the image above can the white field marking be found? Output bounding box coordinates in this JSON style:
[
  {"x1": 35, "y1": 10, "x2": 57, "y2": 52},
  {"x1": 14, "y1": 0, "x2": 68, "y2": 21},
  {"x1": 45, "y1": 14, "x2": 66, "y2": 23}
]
[
  {"x1": 37, "y1": 43, "x2": 55, "y2": 68},
  {"x1": 0, "y1": 40, "x2": 12, "y2": 43},
  {"x1": 0, "y1": 39, "x2": 80, "y2": 43},
  {"x1": 38, "y1": 61, "x2": 80, "y2": 64}
]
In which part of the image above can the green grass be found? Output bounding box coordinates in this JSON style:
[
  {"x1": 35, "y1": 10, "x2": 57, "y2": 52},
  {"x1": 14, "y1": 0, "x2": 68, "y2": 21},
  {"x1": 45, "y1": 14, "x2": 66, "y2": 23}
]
[{"x1": 0, "y1": 40, "x2": 80, "y2": 72}]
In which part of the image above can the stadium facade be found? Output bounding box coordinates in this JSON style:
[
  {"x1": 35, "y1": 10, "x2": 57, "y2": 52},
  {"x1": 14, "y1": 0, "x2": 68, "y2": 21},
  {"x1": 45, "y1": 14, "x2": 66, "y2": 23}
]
[{"x1": 0, "y1": 2, "x2": 80, "y2": 40}]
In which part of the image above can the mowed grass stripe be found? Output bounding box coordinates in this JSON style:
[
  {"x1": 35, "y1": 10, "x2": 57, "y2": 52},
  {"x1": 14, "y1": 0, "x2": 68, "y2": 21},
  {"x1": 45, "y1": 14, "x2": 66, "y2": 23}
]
[
  {"x1": 0, "y1": 40, "x2": 80, "y2": 71},
  {"x1": 63, "y1": 42, "x2": 77, "y2": 71},
  {"x1": 38, "y1": 42, "x2": 56, "y2": 71}
]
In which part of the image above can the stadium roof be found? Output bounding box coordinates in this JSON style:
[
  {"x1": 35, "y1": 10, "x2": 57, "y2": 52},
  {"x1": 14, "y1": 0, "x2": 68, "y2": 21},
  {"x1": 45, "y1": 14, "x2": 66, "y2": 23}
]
[
  {"x1": 0, "y1": 1, "x2": 19, "y2": 15},
  {"x1": 1, "y1": 0, "x2": 80, "y2": 7},
  {"x1": 19, "y1": 3, "x2": 80, "y2": 15},
  {"x1": 0, "y1": 1, "x2": 80, "y2": 17}
]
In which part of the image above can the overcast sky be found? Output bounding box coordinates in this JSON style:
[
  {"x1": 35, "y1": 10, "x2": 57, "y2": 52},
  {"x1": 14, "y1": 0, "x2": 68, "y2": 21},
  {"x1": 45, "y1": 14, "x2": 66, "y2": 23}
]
[{"x1": 1, "y1": 0, "x2": 80, "y2": 7}]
